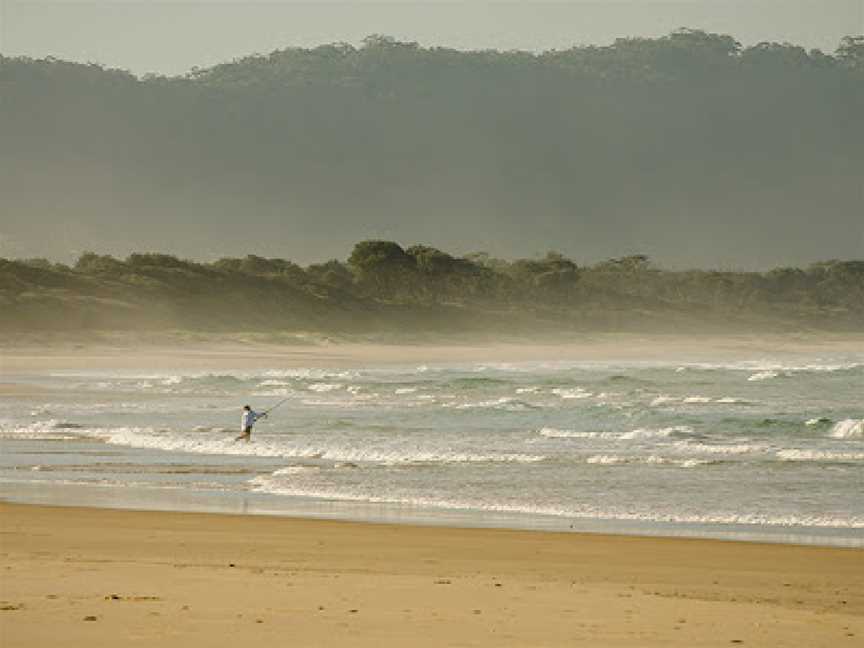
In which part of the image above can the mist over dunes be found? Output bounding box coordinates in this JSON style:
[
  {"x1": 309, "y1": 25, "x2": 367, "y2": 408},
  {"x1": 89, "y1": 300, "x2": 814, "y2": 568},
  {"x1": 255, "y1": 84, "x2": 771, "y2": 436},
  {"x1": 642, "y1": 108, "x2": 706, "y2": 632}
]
[
  {"x1": 3, "y1": 244, "x2": 862, "y2": 335},
  {"x1": 1, "y1": 30, "x2": 863, "y2": 267}
]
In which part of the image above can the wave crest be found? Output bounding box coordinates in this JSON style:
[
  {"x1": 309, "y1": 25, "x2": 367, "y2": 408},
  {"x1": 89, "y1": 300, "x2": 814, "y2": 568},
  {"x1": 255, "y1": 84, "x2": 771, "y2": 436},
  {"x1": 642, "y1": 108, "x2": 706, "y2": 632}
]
[{"x1": 831, "y1": 419, "x2": 863, "y2": 439}]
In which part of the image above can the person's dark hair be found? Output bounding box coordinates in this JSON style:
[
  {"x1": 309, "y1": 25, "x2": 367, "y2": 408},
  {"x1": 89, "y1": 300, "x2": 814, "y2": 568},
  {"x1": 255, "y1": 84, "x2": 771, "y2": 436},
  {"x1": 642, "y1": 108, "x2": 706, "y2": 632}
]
[{"x1": 243, "y1": 405, "x2": 251, "y2": 410}]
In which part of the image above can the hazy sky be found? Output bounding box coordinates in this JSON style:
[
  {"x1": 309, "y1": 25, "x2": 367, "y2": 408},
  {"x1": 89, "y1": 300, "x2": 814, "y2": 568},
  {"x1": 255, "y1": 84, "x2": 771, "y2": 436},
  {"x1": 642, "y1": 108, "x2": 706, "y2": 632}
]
[{"x1": 1, "y1": 1, "x2": 862, "y2": 75}]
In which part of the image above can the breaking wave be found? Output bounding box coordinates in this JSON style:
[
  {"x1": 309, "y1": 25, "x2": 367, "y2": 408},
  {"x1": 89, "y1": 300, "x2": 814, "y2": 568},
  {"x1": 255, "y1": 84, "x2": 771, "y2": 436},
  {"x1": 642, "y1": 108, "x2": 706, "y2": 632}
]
[
  {"x1": 248, "y1": 478, "x2": 864, "y2": 529},
  {"x1": 585, "y1": 454, "x2": 715, "y2": 468},
  {"x1": 776, "y1": 449, "x2": 864, "y2": 462},
  {"x1": 20, "y1": 423, "x2": 546, "y2": 466},
  {"x1": 538, "y1": 426, "x2": 693, "y2": 440},
  {"x1": 831, "y1": 419, "x2": 863, "y2": 439}
]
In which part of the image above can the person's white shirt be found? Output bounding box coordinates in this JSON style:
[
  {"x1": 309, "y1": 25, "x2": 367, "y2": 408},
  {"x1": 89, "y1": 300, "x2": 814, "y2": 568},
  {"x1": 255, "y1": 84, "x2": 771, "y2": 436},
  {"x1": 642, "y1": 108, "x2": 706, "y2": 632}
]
[{"x1": 241, "y1": 409, "x2": 262, "y2": 430}]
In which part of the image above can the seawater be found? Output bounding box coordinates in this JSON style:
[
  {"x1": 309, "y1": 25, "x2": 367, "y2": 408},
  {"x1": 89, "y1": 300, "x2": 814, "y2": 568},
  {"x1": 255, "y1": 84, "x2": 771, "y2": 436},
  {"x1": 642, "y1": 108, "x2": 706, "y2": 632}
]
[{"x1": 2, "y1": 355, "x2": 862, "y2": 546}]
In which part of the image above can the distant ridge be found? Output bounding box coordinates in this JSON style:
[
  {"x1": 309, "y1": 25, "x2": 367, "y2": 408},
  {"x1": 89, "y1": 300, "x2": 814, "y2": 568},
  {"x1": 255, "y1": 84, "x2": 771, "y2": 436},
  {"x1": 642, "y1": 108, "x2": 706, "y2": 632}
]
[{"x1": 2, "y1": 31, "x2": 863, "y2": 267}]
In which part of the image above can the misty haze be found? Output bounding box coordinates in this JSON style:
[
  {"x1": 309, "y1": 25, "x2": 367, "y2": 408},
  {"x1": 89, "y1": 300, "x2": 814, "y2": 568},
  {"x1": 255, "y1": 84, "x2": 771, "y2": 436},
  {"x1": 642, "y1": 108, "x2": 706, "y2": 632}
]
[
  {"x1": 2, "y1": 29, "x2": 863, "y2": 270},
  {"x1": 2, "y1": 8, "x2": 864, "y2": 648}
]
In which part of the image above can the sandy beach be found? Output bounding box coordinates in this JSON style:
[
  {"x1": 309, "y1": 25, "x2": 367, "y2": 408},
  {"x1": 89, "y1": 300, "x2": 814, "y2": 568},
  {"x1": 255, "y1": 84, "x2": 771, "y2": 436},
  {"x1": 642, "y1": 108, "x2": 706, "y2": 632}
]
[
  {"x1": 2, "y1": 336, "x2": 862, "y2": 645},
  {"x1": 3, "y1": 333, "x2": 863, "y2": 377},
  {"x1": 0, "y1": 502, "x2": 861, "y2": 647}
]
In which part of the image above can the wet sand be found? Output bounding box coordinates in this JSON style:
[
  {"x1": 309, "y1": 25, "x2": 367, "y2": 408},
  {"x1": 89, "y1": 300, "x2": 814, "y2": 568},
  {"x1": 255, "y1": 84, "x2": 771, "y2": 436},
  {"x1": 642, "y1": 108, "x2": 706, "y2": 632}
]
[{"x1": 1, "y1": 502, "x2": 861, "y2": 647}]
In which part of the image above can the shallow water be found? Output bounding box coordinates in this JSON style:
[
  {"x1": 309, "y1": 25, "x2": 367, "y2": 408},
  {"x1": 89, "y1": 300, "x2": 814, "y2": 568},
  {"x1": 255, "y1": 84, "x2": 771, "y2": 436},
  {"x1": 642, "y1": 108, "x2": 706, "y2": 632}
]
[{"x1": 2, "y1": 355, "x2": 863, "y2": 545}]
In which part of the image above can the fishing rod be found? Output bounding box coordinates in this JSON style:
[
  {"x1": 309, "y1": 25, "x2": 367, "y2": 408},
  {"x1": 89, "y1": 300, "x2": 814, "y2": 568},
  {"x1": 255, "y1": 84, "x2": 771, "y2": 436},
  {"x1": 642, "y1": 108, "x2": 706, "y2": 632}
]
[{"x1": 262, "y1": 397, "x2": 290, "y2": 416}]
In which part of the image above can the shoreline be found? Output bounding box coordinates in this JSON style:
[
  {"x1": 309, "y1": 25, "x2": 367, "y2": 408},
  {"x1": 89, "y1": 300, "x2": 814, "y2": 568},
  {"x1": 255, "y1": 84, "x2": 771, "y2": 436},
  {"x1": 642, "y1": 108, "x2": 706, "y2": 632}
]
[
  {"x1": 2, "y1": 481, "x2": 862, "y2": 549},
  {"x1": 2, "y1": 501, "x2": 862, "y2": 647}
]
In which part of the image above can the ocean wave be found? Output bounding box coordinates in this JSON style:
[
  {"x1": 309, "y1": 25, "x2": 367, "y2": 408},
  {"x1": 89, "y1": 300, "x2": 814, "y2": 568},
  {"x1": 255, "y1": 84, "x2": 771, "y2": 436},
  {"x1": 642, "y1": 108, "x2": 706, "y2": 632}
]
[
  {"x1": 263, "y1": 368, "x2": 359, "y2": 380},
  {"x1": 551, "y1": 388, "x2": 593, "y2": 400},
  {"x1": 776, "y1": 449, "x2": 864, "y2": 462},
  {"x1": 650, "y1": 395, "x2": 750, "y2": 407},
  {"x1": 681, "y1": 361, "x2": 863, "y2": 374},
  {"x1": 54, "y1": 425, "x2": 545, "y2": 465},
  {"x1": 830, "y1": 419, "x2": 863, "y2": 439},
  {"x1": 447, "y1": 376, "x2": 513, "y2": 390},
  {"x1": 192, "y1": 425, "x2": 233, "y2": 434},
  {"x1": 620, "y1": 426, "x2": 693, "y2": 440},
  {"x1": 586, "y1": 454, "x2": 714, "y2": 468},
  {"x1": 253, "y1": 388, "x2": 295, "y2": 397},
  {"x1": 450, "y1": 397, "x2": 539, "y2": 411},
  {"x1": 805, "y1": 417, "x2": 832, "y2": 427},
  {"x1": 0, "y1": 420, "x2": 90, "y2": 440},
  {"x1": 272, "y1": 465, "x2": 323, "y2": 475},
  {"x1": 672, "y1": 441, "x2": 769, "y2": 455},
  {"x1": 747, "y1": 370, "x2": 781, "y2": 382},
  {"x1": 650, "y1": 395, "x2": 678, "y2": 406},
  {"x1": 538, "y1": 426, "x2": 693, "y2": 441},
  {"x1": 308, "y1": 383, "x2": 342, "y2": 392},
  {"x1": 538, "y1": 427, "x2": 599, "y2": 439},
  {"x1": 258, "y1": 379, "x2": 292, "y2": 387},
  {"x1": 247, "y1": 480, "x2": 864, "y2": 529}
]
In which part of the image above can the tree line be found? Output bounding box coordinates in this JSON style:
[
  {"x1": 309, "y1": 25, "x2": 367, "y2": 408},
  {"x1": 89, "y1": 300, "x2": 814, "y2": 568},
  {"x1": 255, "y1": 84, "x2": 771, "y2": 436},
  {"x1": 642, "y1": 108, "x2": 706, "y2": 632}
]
[{"x1": 2, "y1": 242, "x2": 862, "y2": 334}]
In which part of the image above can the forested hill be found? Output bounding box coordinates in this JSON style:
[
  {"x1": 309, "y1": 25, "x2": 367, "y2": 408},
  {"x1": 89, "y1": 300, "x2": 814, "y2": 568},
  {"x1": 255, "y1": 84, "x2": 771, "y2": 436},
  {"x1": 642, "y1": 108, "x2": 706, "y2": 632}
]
[
  {"x1": 2, "y1": 244, "x2": 862, "y2": 334},
  {"x1": 2, "y1": 30, "x2": 863, "y2": 267}
]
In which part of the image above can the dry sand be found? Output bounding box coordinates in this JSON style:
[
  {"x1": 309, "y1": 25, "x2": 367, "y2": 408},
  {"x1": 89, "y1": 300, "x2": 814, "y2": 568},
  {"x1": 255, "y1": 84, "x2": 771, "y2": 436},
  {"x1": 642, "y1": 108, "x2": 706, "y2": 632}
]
[{"x1": 0, "y1": 503, "x2": 861, "y2": 647}]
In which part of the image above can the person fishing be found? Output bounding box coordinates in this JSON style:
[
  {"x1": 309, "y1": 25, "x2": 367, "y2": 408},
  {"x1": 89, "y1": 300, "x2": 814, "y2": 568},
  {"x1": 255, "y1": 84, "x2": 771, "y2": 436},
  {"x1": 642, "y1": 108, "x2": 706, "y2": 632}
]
[
  {"x1": 235, "y1": 404, "x2": 267, "y2": 442},
  {"x1": 234, "y1": 398, "x2": 288, "y2": 442}
]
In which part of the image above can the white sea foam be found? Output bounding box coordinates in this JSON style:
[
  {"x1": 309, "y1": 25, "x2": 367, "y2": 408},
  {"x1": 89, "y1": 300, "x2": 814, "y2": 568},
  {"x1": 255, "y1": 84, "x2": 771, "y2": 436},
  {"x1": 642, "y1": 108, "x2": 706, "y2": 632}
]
[
  {"x1": 59, "y1": 425, "x2": 546, "y2": 465},
  {"x1": 451, "y1": 398, "x2": 537, "y2": 411},
  {"x1": 806, "y1": 417, "x2": 832, "y2": 426},
  {"x1": 831, "y1": 419, "x2": 863, "y2": 439},
  {"x1": 248, "y1": 479, "x2": 864, "y2": 529},
  {"x1": 673, "y1": 441, "x2": 769, "y2": 455},
  {"x1": 680, "y1": 360, "x2": 862, "y2": 374},
  {"x1": 586, "y1": 454, "x2": 712, "y2": 468},
  {"x1": 308, "y1": 383, "x2": 342, "y2": 392},
  {"x1": 395, "y1": 388, "x2": 417, "y2": 395},
  {"x1": 264, "y1": 368, "x2": 358, "y2": 380},
  {"x1": 254, "y1": 388, "x2": 295, "y2": 397},
  {"x1": 192, "y1": 426, "x2": 232, "y2": 434},
  {"x1": 551, "y1": 388, "x2": 593, "y2": 400},
  {"x1": 272, "y1": 465, "x2": 322, "y2": 475},
  {"x1": 0, "y1": 420, "x2": 86, "y2": 440},
  {"x1": 538, "y1": 427, "x2": 599, "y2": 439},
  {"x1": 776, "y1": 449, "x2": 864, "y2": 462},
  {"x1": 538, "y1": 426, "x2": 692, "y2": 440},
  {"x1": 619, "y1": 426, "x2": 692, "y2": 440},
  {"x1": 748, "y1": 370, "x2": 780, "y2": 381},
  {"x1": 650, "y1": 395, "x2": 678, "y2": 406},
  {"x1": 651, "y1": 395, "x2": 736, "y2": 406}
]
